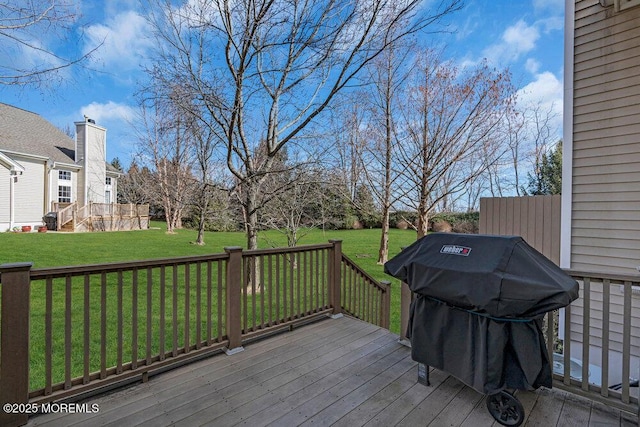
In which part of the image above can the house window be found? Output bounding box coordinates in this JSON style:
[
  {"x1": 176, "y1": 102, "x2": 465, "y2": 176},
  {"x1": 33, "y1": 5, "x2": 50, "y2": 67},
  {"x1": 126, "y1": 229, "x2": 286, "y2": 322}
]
[
  {"x1": 105, "y1": 190, "x2": 111, "y2": 203},
  {"x1": 105, "y1": 177, "x2": 112, "y2": 185},
  {"x1": 59, "y1": 170, "x2": 71, "y2": 181},
  {"x1": 58, "y1": 185, "x2": 71, "y2": 203}
]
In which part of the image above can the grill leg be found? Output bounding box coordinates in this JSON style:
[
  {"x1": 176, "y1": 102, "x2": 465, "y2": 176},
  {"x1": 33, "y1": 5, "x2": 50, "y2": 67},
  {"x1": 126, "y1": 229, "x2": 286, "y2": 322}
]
[{"x1": 417, "y1": 363, "x2": 430, "y2": 386}]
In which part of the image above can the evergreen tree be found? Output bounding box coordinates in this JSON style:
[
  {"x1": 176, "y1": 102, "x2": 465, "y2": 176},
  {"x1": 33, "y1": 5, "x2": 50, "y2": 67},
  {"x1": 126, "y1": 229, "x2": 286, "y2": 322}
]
[{"x1": 524, "y1": 140, "x2": 562, "y2": 195}]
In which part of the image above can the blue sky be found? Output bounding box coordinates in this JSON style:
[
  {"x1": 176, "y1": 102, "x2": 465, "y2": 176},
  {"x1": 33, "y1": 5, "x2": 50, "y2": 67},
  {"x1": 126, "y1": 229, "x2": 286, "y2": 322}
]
[{"x1": 1, "y1": 0, "x2": 565, "y2": 167}]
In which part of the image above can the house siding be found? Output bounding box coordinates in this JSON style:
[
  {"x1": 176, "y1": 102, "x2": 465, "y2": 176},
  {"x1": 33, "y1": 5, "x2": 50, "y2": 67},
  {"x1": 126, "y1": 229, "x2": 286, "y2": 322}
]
[
  {"x1": 572, "y1": 0, "x2": 640, "y2": 275},
  {"x1": 12, "y1": 156, "x2": 45, "y2": 224},
  {"x1": 569, "y1": 0, "x2": 640, "y2": 386},
  {"x1": 0, "y1": 167, "x2": 10, "y2": 228}
]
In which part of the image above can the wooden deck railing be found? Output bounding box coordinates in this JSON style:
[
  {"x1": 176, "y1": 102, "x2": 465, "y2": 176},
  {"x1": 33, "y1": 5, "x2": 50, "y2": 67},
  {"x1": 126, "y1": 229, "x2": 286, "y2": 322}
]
[
  {"x1": 554, "y1": 270, "x2": 639, "y2": 418},
  {"x1": 341, "y1": 254, "x2": 391, "y2": 329},
  {"x1": 399, "y1": 270, "x2": 640, "y2": 419},
  {"x1": 56, "y1": 202, "x2": 77, "y2": 229},
  {"x1": 51, "y1": 202, "x2": 150, "y2": 231},
  {"x1": 0, "y1": 240, "x2": 389, "y2": 427}
]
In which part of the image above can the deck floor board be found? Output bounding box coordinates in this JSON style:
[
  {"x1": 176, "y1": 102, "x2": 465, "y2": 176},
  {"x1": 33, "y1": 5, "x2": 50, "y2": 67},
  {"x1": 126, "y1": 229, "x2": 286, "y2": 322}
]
[{"x1": 27, "y1": 316, "x2": 633, "y2": 427}]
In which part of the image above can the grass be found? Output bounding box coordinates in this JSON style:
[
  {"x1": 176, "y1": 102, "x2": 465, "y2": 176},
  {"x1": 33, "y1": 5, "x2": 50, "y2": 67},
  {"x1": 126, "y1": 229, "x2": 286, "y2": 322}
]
[{"x1": 1, "y1": 222, "x2": 417, "y2": 391}]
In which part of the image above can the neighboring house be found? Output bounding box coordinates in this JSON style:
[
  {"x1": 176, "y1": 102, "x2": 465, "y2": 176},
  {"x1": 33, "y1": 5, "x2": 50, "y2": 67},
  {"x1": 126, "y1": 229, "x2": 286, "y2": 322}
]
[
  {"x1": 562, "y1": 0, "x2": 640, "y2": 386},
  {"x1": 0, "y1": 103, "x2": 120, "y2": 231}
]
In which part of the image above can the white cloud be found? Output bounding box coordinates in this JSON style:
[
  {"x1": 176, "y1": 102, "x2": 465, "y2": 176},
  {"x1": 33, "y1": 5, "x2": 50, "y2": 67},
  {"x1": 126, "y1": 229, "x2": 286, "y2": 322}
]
[
  {"x1": 83, "y1": 11, "x2": 153, "y2": 70},
  {"x1": 483, "y1": 20, "x2": 540, "y2": 66},
  {"x1": 525, "y1": 58, "x2": 541, "y2": 74},
  {"x1": 533, "y1": 0, "x2": 564, "y2": 14},
  {"x1": 78, "y1": 101, "x2": 137, "y2": 162},
  {"x1": 537, "y1": 16, "x2": 564, "y2": 33},
  {"x1": 80, "y1": 101, "x2": 136, "y2": 123},
  {"x1": 516, "y1": 71, "x2": 563, "y2": 135}
]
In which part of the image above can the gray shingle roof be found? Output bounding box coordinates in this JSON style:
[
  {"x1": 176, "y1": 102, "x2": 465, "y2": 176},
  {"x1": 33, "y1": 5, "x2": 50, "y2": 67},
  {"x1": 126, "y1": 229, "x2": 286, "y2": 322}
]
[{"x1": 0, "y1": 102, "x2": 76, "y2": 164}]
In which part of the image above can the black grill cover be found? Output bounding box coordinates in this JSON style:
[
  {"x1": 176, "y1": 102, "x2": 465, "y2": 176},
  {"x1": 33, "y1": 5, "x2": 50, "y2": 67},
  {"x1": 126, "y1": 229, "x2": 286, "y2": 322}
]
[
  {"x1": 384, "y1": 233, "x2": 578, "y2": 318},
  {"x1": 384, "y1": 233, "x2": 579, "y2": 394},
  {"x1": 406, "y1": 296, "x2": 553, "y2": 394}
]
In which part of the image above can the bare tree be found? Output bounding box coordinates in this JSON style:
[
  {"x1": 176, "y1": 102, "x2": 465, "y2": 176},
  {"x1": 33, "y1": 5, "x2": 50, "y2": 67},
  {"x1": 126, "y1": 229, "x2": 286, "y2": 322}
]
[
  {"x1": 361, "y1": 39, "x2": 413, "y2": 264},
  {"x1": 0, "y1": 1, "x2": 100, "y2": 88},
  {"x1": 134, "y1": 95, "x2": 194, "y2": 233},
  {"x1": 482, "y1": 100, "x2": 559, "y2": 197},
  {"x1": 145, "y1": 0, "x2": 462, "y2": 250},
  {"x1": 260, "y1": 166, "x2": 323, "y2": 249},
  {"x1": 396, "y1": 51, "x2": 515, "y2": 238}
]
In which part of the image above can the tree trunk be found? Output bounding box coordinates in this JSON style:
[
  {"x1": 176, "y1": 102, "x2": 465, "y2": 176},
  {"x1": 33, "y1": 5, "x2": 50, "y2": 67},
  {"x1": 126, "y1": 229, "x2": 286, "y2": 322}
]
[
  {"x1": 243, "y1": 182, "x2": 262, "y2": 292},
  {"x1": 416, "y1": 209, "x2": 429, "y2": 239},
  {"x1": 196, "y1": 214, "x2": 206, "y2": 245},
  {"x1": 377, "y1": 207, "x2": 390, "y2": 264}
]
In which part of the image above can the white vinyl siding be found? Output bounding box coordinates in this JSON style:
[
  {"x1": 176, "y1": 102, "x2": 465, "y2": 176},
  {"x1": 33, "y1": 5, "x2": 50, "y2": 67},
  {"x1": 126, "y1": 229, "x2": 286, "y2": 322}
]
[
  {"x1": 0, "y1": 167, "x2": 10, "y2": 227},
  {"x1": 572, "y1": 0, "x2": 640, "y2": 275},
  {"x1": 13, "y1": 157, "x2": 45, "y2": 223}
]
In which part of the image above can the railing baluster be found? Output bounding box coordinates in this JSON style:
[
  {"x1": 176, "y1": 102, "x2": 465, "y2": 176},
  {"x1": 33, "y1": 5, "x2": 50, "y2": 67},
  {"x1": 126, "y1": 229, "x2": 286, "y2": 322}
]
[
  {"x1": 268, "y1": 254, "x2": 273, "y2": 326},
  {"x1": 184, "y1": 263, "x2": 190, "y2": 354},
  {"x1": 160, "y1": 266, "x2": 166, "y2": 360},
  {"x1": 314, "y1": 250, "x2": 319, "y2": 312},
  {"x1": 82, "y1": 275, "x2": 90, "y2": 384},
  {"x1": 46, "y1": 277, "x2": 53, "y2": 394},
  {"x1": 172, "y1": 264, "x2": 178, "y2": 357},
  {"x1": 581, "y1": 277, "x2": 590, "y2": 391},
  {"x1": 622, "y1": 281, "x2": 632, "y2": 404},
  {"x1": 297, "y1": 252, "x2": 301, "y2": 318},
  {"x1": 147, "y1": 267, "x2": 153, "y2": 364},
  {"x1": 276, "y1": 254, "x2": 282, "y2": 323},
  {"x1": 563, "y1": 303, "x2": 572, "y2": 386},
  {"x1": 242, "y1": 257, "x2": 248, "y2": 332},
  {"x1": 545, "y1": 311, "x2": 553, "y2": 361},
  {"x1": 100, "y1": 272, "x2": 107, "y2": 380},
  {"x1": 321, "y1": 249, "x2": 326, "y2": 308},
  {"x1": 196, "y1": 262, "x2": 202, "y2": 349},
  {"x1": 206, "y1": 261, "x2": 212, "y2": 345},
  {"x1": 280, "y1": 253, "x2": 286, "y2": 323},
  {"x1": 66, "y1": 275, "x2": 73, "y2": 388},
  {"x1": 289, "y1": 253, "x2": 294, "y2": 320},
  {"x1": 217, "y1": 261, "x2": 223, "y2": 342},
  {"x1": 601, "y1": 280, "x2": 610, "y2": 396},
  {"x1": 132, "y1": 268, "x2": 138, "y2": 369},
  {"x1": 117, "y1": 271, "x2": 123, "y2": 374},
  {"x1": 252, "y1": 257, "x2": 257, "y2": 331},
  {"x1": 260, "y1": 255, "x2": 265, "y2": 329}
]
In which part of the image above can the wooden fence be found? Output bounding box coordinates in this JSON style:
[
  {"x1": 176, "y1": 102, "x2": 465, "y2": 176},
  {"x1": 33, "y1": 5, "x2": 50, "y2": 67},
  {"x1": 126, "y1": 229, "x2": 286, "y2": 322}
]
[
  {"x1": 479, "y1": 195, "x2": 561, "y2": 265},
  {"x1": 0, "y1": 241, "x2": 390, "y2": 427}
]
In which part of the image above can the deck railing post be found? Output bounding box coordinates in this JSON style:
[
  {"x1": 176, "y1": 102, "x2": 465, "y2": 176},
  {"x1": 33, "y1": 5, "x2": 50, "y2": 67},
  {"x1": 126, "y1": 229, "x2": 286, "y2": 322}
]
[
  {"x1": 399, "y1": 281, "x2": 412, "y2": 346},
  {"x1": 328, "y1": 240, "x2": 343, "y2": 318},
  {"x1": 0, "y1": 262, "x2": 33, "y2": 427},
  {"x1": 224, "y1": 247, "x2": 244, "y2": 355},
  {"x1": 398, "y1": 245, "x2": 412, "y2": 346},
  {"x1": 381, "y1": 280, "x2": 391, "y2": 329}
]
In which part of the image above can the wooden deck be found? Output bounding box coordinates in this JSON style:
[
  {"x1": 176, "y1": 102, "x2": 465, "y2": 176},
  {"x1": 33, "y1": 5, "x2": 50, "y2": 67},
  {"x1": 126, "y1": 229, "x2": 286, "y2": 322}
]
[{"x1": 27, "y1": 316, "x2": 636, "y2": 427}]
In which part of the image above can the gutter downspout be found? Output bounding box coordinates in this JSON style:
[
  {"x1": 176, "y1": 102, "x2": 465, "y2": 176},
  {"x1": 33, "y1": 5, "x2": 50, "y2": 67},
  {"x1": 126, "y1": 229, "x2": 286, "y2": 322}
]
[
  {"x1": 9, "y1": 173, "x2": 15, "y2": 229},
  {"x1": 560, "y1": 0, "x2": 575, "y2": 270}
]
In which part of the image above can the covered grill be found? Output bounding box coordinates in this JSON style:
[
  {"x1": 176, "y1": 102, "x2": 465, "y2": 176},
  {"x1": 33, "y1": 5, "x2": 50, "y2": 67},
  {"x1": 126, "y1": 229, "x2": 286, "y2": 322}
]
[{"x1": 384, "y1": 233, "x2": 579, "y2": 426}]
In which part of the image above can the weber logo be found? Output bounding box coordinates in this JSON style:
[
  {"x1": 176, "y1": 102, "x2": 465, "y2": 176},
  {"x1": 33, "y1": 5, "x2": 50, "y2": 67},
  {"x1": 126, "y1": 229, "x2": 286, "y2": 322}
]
[{"x1": 440, "y1": 245, "x2": 472, "y2": 256}]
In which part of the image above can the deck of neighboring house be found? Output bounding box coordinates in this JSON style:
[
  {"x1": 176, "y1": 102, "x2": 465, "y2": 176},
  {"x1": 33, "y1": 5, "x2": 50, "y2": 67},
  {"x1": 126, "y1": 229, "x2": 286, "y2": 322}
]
[
  {"x1": 25, "y1": 316, "x2": 635, "y2": 427},
  {"x1": 50, "y1": 202, "x2": 149, "y2": 232}
]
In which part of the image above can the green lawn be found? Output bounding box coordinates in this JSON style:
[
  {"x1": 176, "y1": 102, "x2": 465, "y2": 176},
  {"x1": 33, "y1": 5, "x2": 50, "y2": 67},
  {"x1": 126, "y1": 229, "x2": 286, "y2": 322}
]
[{"x1": 1, "y1": 222, "x2": 417, "y2": 330}]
